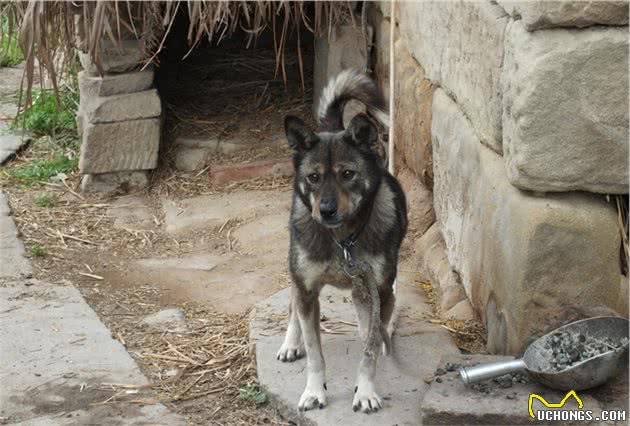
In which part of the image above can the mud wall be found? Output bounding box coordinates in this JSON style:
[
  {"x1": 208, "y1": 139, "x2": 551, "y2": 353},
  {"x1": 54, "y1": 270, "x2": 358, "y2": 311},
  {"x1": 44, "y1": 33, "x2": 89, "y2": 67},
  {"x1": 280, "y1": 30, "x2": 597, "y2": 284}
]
[{"x1": 315, "y1": 1, "x2": 629, "y2": 354}]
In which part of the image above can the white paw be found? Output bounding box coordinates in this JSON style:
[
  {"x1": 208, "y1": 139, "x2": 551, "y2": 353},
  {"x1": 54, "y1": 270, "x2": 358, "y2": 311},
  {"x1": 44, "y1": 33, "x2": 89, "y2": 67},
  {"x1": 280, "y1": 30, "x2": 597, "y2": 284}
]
[
  {"x1": 352, "y1": 382, "x2": 383, "y2": 413},
  {"x1": 298, "y1": 383, "x2": 327, "y2": 411},
  {"x1": 276, "y1": 342, "x2": 305, "y2": 362}
]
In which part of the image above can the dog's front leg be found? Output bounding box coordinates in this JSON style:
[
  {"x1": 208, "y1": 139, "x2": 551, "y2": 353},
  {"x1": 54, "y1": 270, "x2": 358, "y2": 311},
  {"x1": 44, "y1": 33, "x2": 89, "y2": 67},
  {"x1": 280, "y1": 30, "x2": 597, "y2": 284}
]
[
  {"x1": 277, "y1": 285, "x2": 305, "y2": 362},
  {"x1": 296, "y1": 287, "x2": 327, "y2": 411},
  {"x1": 352, "y1": 277, "x2": 383, "y2": 413}
]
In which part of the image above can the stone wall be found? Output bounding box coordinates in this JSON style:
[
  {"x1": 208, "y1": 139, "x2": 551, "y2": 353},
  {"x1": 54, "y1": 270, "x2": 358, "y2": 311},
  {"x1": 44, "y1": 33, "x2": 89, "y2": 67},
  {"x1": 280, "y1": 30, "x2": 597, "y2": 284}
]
[
  {"x1": 369, "y1": 1, "x2": 628, "y2": 354},
  {"x1": 76, "y1": 31, "x2": 161, "y2": 193}
]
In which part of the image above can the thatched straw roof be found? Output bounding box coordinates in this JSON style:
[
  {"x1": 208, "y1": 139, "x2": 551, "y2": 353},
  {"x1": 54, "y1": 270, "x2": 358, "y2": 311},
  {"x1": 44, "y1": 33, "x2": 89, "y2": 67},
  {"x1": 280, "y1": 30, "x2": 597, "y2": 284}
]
[{"x1": 0, "y1": 1, "x2": 354, "y2": 107}]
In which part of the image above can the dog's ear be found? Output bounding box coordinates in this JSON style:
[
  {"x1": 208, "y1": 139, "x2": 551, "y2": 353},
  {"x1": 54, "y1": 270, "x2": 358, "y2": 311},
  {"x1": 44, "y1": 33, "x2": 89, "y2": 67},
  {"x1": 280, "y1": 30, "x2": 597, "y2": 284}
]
[
  {"x1": 344, "y1": 114, "x2": 378, "y2": 150},
  {"x1": 285, "y1": 116, "x2": 318, "y2": 152}
]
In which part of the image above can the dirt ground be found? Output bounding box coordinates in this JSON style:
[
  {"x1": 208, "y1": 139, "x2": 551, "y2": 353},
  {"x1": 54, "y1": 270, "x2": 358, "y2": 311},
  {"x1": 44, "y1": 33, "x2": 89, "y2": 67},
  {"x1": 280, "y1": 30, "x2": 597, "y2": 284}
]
[
  {"x1": 0, "y1": 37, "x2": 308, "y2": 424},
  {"x1": 2, "y1": 165, "x2": 295, "y2": 425}
]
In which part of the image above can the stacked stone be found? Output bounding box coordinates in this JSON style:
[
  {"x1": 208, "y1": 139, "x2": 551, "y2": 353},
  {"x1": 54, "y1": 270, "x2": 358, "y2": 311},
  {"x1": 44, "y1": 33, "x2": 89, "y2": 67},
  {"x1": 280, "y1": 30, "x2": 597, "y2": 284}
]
[
  {"x1": 76, "y1": 39, "x2": 161, "y2": 193},
  {"x1": 381, "y1": 0, "x2": 628, "y2": 354}
]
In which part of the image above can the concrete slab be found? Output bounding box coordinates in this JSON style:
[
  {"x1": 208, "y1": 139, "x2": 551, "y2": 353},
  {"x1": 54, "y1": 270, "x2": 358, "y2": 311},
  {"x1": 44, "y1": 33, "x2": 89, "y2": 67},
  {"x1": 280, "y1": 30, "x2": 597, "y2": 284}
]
[
  {"x1": 135, "y1": 254, "x2": 223, "y2": 272},
  {"x1": 162, "y1": 190, "x2": 291, "y2": 234},
  {"x1": 121, "y1": 251, "x2": 284, "y2": 315},
  {"x1": 232, "y1": 213, "x2": 289, "y2": 259},
  {"x1": 107, "y1": 195, "x2": 155, "y2": 231},
  {"x1": 0, "y1": 281, "x2": 186, "y2": 425},
  {"x1": 421, "y1": 354, "x2": 628, "y2": 425},
  {"x1": 0, "y1": 191, "x2": 32, "y2": 279},
  {"x1": 250, "y1": 285, "x2": 460, "y2": 425}
]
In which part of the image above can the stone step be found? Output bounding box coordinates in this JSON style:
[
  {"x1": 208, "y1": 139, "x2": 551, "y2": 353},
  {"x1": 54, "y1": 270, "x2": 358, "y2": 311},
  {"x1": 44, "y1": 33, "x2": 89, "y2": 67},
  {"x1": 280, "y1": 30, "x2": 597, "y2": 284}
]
[
  {"x1": 250, "y1": 285, "x2": 460, "y2": 425},
  {"x1": 161, "y1": 190, "x2": 291, "y2": 235}
]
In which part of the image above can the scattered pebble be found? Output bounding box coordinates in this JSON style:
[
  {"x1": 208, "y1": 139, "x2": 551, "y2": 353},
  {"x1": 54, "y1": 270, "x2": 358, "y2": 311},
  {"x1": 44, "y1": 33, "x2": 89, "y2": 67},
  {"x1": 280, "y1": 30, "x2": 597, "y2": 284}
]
[
  {"x1": 435, "y1": 377, "x2": 443, "y2": 383},
  {"x1": 541, "y1": 331, "x2": 628, "y2": 372},
  {"x1": 445, "y1": 362, "x2": 460, "y2": 372},
  {"x1": 471, "y1": 382, "x2": 491, "y2": 394},
  {"x1": 469, "y1": 373, "x2": 528, "y2": 395},
  {"x1": 435, "y1": 368, "x2": 447, "y2": 376}
]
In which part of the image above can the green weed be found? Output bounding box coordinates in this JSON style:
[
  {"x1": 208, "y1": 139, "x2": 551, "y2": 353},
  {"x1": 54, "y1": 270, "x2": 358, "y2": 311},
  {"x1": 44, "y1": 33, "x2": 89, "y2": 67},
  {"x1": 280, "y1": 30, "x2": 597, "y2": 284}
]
[
  {"x1": 16, "y1": 89, "x2": 79, "y2": 137},
  {"x1": 34, "y1": 192, "x2": 56, "y2": 208},
  {"x1": 5, "y1": 155, "x2": 78, "y2": 185},
  {"x1": 30, "y1": 244, "x2": 46, "y2": 257},
  {"x1": 238, "y1": 384, "x2": 268, "y2": 406},
  {"x1": 0, "y1": 16, "x2": 23, "y2": 67}
]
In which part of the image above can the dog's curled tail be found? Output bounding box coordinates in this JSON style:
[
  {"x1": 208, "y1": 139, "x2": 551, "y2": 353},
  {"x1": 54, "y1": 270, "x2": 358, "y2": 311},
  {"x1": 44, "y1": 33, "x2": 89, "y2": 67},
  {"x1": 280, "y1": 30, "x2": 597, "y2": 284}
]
[{"x1": 317, "y1": 69, "x2": 389, "y2": 132}]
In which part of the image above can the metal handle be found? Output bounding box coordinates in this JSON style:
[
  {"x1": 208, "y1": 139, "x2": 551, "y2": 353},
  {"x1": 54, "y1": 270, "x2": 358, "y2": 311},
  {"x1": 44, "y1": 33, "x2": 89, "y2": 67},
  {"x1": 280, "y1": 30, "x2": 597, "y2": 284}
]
[{"x1": 459, "y1": 359, "x2": 527, "y2": 385}]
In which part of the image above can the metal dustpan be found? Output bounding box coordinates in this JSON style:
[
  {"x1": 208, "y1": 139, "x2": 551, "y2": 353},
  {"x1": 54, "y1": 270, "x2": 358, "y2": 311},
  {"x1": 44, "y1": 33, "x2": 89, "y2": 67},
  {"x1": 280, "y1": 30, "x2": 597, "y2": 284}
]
[{"x1": 459, "y1": 316, "x2": 629, "y2": 391}]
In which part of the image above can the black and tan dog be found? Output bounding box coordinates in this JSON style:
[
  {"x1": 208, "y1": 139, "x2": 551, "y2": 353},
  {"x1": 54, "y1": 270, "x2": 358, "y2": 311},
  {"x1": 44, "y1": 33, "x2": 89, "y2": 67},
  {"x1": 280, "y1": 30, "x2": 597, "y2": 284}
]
[{"x1": 277, "y1": 69, "x2": 408, "y2": 413}]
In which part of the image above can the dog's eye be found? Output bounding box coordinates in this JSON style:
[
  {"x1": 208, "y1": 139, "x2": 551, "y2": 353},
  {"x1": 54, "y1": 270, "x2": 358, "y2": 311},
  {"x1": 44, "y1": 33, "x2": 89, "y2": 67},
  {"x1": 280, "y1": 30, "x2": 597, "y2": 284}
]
[
  {"x1": 307, "y1": 173, "x2": 320, "y2": 184},
  {"x1": 341, "y1": 170, "x2": 356, "y2": 181}
]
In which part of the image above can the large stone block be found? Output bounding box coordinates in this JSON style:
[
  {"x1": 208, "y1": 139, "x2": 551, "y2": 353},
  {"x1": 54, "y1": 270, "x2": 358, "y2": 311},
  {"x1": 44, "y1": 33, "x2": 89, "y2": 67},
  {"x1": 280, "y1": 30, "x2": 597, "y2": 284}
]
[
  {"x1": 80, "y1": 171, "x2": 149, "y2": 194},
  {"x1": 394, "y1": 40, "x2": 435, "y2": 187},
  {"x1": 398, "y1": 1, "x2": 508, "y2": 152},
  {"x1": 79, "y1": 119, "x2": 160, "y2": 174},
  {"x1": 432, "y1": 89, "x2": 622, "y2": 354},
  {"x1": 313, "y1": 24, "x2": 372, "y2": 121},
  {"x1": 498, "y1": 0, "x2": 629, "y2": 31},
  {"x1": 502, "y1": 21, "x2": 629, "y2": 194},
  {"x1": 79, "y1": 39, "x2": 144, "y2": 75},
  {"x1": 414, "y1": 223, "x2": 468, "y2": 314},
  {"x1": 78, "y1": 68, "x2": 154, "y2": 97},
  {"x1": 79, "y1": 89, "x2": 161, "y2": 124}
]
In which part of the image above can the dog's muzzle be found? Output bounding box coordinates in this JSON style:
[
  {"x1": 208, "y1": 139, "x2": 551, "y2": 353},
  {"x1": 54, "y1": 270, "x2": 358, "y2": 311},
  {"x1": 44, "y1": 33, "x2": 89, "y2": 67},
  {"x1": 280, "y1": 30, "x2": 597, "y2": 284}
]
[{"x1": 319, "y1": 198, "x2": 342, "y2": 227}]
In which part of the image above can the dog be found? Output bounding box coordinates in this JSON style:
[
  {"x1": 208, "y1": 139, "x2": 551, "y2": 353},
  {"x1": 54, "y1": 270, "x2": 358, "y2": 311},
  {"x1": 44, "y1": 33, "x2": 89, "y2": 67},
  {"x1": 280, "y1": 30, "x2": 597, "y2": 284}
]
[{"x1": 277, "y1": 69, "x2": 408, "y2": 413}]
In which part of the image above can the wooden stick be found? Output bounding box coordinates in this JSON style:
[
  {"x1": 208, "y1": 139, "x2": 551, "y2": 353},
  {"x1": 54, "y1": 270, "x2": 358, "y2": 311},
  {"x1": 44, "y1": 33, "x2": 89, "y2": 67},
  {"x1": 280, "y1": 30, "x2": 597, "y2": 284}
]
[
  {"x1": 78, "y1": 272, "x2": 104, "y2": 281},
  {"x1": 388, "y1": 0, "x2": 396, "y2": 175}
]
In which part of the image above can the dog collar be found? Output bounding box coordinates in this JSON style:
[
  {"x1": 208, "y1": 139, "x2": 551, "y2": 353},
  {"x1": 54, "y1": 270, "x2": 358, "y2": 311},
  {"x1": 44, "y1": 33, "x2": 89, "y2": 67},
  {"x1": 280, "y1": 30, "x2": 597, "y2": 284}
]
[
  {"x1": 328, "y1": 204, "x2": 374, "y2": 278},
  {"x1": 330, "y1": 232, "x2": 359, "y2": 278}
]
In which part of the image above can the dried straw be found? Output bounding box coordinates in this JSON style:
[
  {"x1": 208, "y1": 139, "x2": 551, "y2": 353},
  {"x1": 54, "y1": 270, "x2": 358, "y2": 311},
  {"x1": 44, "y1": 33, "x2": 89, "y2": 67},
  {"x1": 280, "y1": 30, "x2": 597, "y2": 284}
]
[{"x1": 0, "y1": 1, "x2": 353, "y2": 113}]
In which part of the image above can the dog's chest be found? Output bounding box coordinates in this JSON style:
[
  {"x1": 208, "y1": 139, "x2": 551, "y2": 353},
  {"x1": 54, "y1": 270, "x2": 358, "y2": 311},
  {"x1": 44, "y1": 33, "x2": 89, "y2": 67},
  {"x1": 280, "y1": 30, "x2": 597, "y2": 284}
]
[
  {"x1": 294, "y1": 246, "x2": 353, "y2": 290},
  {"x1": 293, "y1": 245, "x2": 385, "y2": 291}
]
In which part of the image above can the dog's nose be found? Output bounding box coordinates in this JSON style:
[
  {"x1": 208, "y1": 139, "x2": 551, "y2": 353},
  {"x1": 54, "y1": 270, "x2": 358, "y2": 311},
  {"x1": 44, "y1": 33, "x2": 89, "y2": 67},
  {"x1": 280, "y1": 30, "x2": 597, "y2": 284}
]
[{"x1": 319, "y1": 198, "x2": 337, "y2": 219}]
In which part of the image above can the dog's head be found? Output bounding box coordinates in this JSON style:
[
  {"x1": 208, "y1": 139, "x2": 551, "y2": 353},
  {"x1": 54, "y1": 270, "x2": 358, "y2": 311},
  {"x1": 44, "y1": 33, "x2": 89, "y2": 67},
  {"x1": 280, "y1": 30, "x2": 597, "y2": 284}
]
[{"x1": 284, "y1": 114, "x2": 383, "y2": 228}]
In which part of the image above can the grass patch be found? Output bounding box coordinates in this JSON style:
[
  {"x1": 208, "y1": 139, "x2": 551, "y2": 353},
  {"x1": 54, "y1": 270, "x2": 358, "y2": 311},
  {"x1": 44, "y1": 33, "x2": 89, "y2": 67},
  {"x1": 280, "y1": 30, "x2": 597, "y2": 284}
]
[
  {"x1": 4, "y1": 155, "x2": 78, "y2": 185},
  {"x1": 1, "y1": 16, "x2": 23, "y2": 67},
  {"x1": 34, "y1": 192, "x2": 56, "y2": 208},
  {"x1": 30, "y1": 244, "x2": 46, "y2": 257},
  {"x1": 239, "y1": 384, "x2": 268, "y2": 406},
  {"x1": 16, "y1": 88, "x2": 79, "y2": 137}
]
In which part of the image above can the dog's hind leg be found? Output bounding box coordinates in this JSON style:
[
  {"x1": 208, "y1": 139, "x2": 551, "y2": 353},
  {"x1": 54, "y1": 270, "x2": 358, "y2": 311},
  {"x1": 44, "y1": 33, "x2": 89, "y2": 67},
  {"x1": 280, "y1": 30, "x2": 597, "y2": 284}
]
[
  {"x1": 277, "y1": 285, "x2": 305, "y2": 362},
  {"x1": 296, "y1": 287, "x2": 327, "y2": 411}
]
